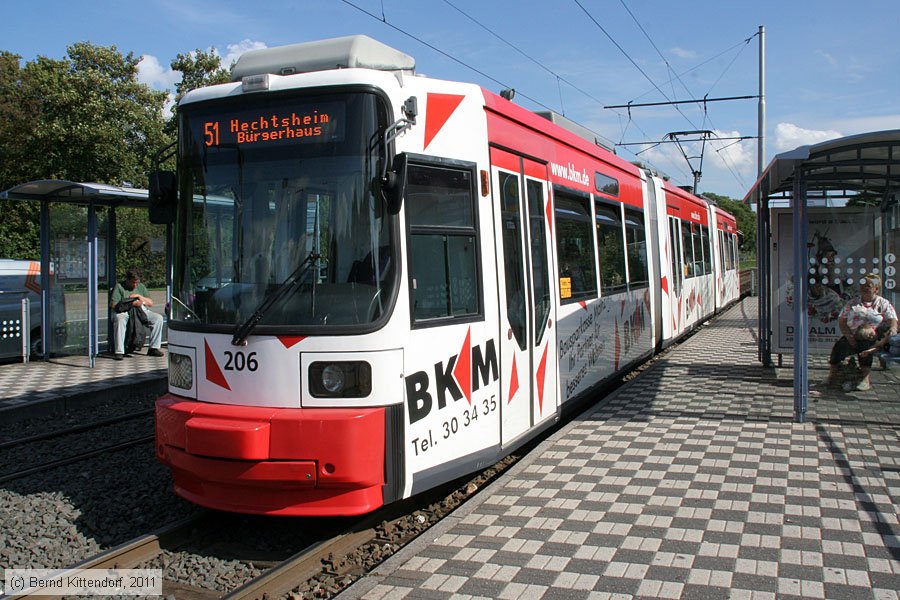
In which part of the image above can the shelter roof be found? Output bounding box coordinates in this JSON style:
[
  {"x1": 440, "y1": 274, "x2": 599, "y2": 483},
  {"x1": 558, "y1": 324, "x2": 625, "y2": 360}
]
[
  {"x1": 744, "y1": 129, "x2": 900, "y2": 205},
  {"x1": 0, "y1": 180, "x2": 150, "y2": 207}
]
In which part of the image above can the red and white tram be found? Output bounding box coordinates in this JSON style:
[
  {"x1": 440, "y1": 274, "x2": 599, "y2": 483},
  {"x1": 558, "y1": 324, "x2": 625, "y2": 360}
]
[{"x1": 153, "y1": 35, "x2": 741, "y2": 516}]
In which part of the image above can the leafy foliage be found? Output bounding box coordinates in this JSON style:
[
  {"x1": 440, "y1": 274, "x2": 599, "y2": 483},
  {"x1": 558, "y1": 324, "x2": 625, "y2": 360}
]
[
  {"x1": 0, "y1": 43, "x2": 236, "y2": 285},
  {"x1": 171, "y1": 49, "x2": 232, "y2": 106},
  {"x1": 0, "y1": 43, "x2": 171, "y2": 268},
  {"x1": 702, "y1": 192, "x2": 757, "y2": 262}
]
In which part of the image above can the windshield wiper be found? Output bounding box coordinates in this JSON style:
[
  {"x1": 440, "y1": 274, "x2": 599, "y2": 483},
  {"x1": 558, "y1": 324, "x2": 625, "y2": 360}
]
[
  {"x1": 171, "y1": 295, "x2": 200, "y2": 321},
  {"x1": 231, "y1": 251, "x2": 320, "y2": 346}
]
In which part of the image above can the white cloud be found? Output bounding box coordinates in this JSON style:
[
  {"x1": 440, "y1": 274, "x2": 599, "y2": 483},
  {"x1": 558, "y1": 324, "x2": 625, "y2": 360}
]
[
  {"x1": 670, "y1": 47, "x2": 698, "y2": 60},
  {"x1": 774, "y1": 122, "x2": 842, "y2": 152},
  {"x1": 709, "y1": 129, "x2": 755, "y2": 172},
  {"x1": 816, "y1": 49, "x2": 839, "y2": 68},
  {"x1": 219, "y1": 39, "x2": 267, "y2": 68},
  {"x1": 137, "y1": 54, "x2": 180, "y2": 90}
]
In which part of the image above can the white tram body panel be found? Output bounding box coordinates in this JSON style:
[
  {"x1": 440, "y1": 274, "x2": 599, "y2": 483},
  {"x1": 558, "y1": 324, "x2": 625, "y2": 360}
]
[
  {"x1": 711, "y1": 206, "x2": 741, "y2": 310},
  {"x1": 155, "y1": 36, "x2": 741, "y2": 516}
]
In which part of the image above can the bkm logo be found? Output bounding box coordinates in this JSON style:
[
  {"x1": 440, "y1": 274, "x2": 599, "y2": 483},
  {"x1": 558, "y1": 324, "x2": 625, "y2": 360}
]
[{"x1": 405, "y1": 328, "x2": 498, "y2": 424}]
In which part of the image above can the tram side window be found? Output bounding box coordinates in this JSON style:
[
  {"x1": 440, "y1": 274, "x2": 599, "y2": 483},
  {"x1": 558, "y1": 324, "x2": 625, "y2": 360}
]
[
  {"x1": 727, "y1": 233, "x2": 737, "y2": 271},
  {"x1": 699, "y1": 224, "x2": 710, "y2": 276},
  {"x1": 500, "y1": 170, "x2": 527, "y2": 350},
  {"x1": 691, "y1": 223, "x2": 704, "y2": 276},
  {"x1": 406, "y1": 162, "x2": 481, "y2": 323},
  {"x1": 595, "y1": 171, "x2": 619, "y2": 197},
  {"x1": 595, "y1": 200, "x2": 627, "y2": 295},
  {"x1": 718, "y1": 230, "x2": 727, "y2": 275},
  {"x1": 624, "y1": 207, "x2": 649, "y2": 289},
  {"x1": 681, "y1": 221, "x2": 695, "y2": 278},
  {"x1": 555, "y1": 188, "x2": 597, "y2": 303},
  {"x1": 669, "y1": 216, "x2": 681, "y2": 294}
]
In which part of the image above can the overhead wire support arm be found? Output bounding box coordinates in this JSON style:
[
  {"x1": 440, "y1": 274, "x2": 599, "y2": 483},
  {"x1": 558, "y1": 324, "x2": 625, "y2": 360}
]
[
  {"x1": 604, "y1": 94, "x2": 759, "y2": 109},
  {"x1": 615, "y1": 135, "x2": 758, "y2": 147}
]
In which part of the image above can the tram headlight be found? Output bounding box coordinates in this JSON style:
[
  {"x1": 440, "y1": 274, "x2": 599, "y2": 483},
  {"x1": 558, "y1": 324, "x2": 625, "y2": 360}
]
[
  {"x1": 168, "y1": 352, "x2": 193, "y2": 391},
  {"x1": 322, "y1": 365, "x2": 345, "y2": 393},
  {"x1": 309, "y1": 361, "x2": 372, "y2": 398}
]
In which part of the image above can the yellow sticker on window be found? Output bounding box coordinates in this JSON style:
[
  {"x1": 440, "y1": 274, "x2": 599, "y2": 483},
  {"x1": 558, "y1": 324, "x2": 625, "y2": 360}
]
[{"x1": 560, "y1": 277, "x2": 572, "y2": 299}]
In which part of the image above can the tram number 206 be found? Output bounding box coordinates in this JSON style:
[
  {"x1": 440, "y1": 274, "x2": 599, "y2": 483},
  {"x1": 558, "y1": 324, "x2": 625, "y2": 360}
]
[{"x1": 223, "y1": 350, "x2": 259, "y2": 372}]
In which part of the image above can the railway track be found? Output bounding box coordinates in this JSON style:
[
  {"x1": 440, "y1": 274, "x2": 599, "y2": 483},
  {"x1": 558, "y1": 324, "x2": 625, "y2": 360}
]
[
  {"x1": 0, "y1": 408, "x2": 154, "y2": 450},
  {"x1": 0, "y1": 406, "x2": 156, "y2": 484},
  {"x1": 1, "y1": 453, "x2": 518, "y2": 600},
  {"x1": 0, "y1": 435, "x2": 155, "y2": 484},
  {"x1": 2, "y1": 514, "x2": 219, "y2": 600}
]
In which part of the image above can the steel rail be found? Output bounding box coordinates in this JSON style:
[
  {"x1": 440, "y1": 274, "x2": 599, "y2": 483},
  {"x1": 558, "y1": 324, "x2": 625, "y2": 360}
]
[
  {"x1": 0, "y1": 435, "x2": 155, "y2": 484},
  {"x1": 222, "y1": 517, "x2": 385, "y2": 600},
  {"x1": 3, "y1": 514, "x2": 212, "y2": 600},
  {"x1": 0, "y1": 409, "x2": 154, "y2": 450}
]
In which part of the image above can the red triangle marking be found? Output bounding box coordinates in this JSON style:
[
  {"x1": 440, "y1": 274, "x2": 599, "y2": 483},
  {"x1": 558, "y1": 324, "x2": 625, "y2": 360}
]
[
  {"x1": 579, "y1": 301, "x2": 588, "y2": 311},
  {"x1": 454, "y1": 327, "x2": 472, "y2": 404},
  {"x1": 508, "y1": 354, "x2": 519, "y2": 404},
  {"x1": 424, "y1": 93, "x2": 465, "y2": 150},
  {"x1": 660, "y1": 275, "x2": 669, "y2": 295},
  {"x1": 536, "y1": 345, "x2": 548, "y2": 413},
  {"x1": 277, "y1": 335, "x2": 306, "y2": 349},
  {"x1": 204, "y1": 340, "x2": 231, "y2": 391}
]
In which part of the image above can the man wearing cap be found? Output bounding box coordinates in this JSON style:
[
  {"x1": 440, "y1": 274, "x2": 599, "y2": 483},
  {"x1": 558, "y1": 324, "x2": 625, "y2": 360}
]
[
  {"x1": 826, "y1": 273, "x2": 897, "y2": 391},
  {"x1": 110, "y1": 270, "x2": 165, "y2": 360}
]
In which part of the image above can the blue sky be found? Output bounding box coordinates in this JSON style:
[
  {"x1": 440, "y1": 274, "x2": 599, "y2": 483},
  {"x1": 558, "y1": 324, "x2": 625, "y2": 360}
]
[{"x1": 3, "y1": 0, "x2": 898, "y2": 199}]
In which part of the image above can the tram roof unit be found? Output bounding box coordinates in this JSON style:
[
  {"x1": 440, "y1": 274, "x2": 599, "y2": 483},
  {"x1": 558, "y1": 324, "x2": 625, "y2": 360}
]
[
  {"x1": 231, "y1": 35, "x2": 416, "y2": 81},
  {"x1": 533, "y1": 111, "x2": 615, "y2": 154}
]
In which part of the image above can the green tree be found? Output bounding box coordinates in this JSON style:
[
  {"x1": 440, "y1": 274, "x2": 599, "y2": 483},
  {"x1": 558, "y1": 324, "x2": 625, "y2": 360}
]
[
  {"x1": 0, "y1": 43, "x2": 171, "y2": 261},
  {"x1": 170, "y1": 49, "x2": 231, "y2": 107},
  {"x1": 702, "y1": 191, "x2": 757, "y2": 264}
]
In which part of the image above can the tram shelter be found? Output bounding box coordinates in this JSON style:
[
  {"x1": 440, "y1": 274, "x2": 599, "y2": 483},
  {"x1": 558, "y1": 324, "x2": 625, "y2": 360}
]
[
  {"x1": 745, "y1": 130, "x2": 900, "y2": 421},
  {"x1": 0, "y1": 180, "x2": 169, "y2": 367}
]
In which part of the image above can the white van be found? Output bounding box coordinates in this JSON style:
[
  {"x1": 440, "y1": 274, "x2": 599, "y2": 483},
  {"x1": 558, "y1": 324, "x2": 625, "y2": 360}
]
[{"x1": 0, "y1": 259, "x2": 65, "y2": 359}]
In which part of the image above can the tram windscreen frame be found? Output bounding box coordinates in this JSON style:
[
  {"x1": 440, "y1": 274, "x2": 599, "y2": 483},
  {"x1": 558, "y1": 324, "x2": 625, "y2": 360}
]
[{"x1": 170, "y1": 91, "x2": 398, "y2": 332}]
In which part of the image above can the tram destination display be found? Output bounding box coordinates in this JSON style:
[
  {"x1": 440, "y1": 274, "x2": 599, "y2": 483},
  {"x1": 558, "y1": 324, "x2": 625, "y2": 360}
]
[{"x1": 193, "y1": 101, "x2": 346, "y2": 148}]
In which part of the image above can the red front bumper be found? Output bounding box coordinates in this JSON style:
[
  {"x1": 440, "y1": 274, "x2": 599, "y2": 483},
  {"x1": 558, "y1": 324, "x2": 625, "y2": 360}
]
[{"x1": 155, "y1": 394, "x2": 386, "y2": 516}]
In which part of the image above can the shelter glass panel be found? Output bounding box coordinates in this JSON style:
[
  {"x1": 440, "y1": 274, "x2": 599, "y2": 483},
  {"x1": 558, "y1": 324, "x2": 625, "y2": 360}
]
[
  {"x1": 49, "y1": 204, "x2": 96, "y2": 355},
  {"x1": 773, "y1": 203, "x2": 897, "y2": 356}
]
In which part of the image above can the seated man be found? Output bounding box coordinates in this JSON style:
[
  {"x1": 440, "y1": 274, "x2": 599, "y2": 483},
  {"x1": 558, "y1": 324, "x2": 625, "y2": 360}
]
[
  {"x1": 826, "y1": 273, "x2": 897, "y2": 391},
  {"x1": 111, "y1": 270, "x2": 164, "y2": 360}
]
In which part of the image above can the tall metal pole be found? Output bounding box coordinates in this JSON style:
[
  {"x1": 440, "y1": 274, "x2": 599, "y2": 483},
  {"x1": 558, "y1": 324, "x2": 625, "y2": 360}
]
[{"x1": 758, "y1": 25, "x2": 766, "y2": 177}]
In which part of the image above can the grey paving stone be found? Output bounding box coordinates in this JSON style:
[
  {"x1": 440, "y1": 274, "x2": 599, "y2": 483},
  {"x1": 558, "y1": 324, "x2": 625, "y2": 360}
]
[{"x1": 336, "y1": 299, "x2": 900, "y2": 600}]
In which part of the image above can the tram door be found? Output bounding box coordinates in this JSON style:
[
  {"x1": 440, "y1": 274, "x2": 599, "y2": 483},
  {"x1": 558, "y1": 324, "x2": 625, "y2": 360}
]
[
  {"x1": 492, "y1": 148, "x2": 559, "y2": 447},
  {"x1": 668, "y1": 215, "x2": 684, "y2": 333}
]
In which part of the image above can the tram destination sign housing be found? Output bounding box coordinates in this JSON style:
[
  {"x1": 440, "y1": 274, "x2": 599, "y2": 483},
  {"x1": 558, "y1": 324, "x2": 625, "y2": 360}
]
[{"x1": 199, "y1": 102, "x2": 345, "y2": 148}]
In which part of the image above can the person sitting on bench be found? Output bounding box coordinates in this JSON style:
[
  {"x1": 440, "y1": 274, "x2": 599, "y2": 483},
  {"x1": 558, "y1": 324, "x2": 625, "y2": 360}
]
[
  {"x1": 826, "y1": 273, "x2": 897, "y2": 391},
  {"x1": 111, "y1": 270, "x2": 164, "y2": 360}
]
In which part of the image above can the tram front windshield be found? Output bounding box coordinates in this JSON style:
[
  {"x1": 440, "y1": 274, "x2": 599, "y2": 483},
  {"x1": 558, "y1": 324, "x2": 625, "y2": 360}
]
[{"x1": 171, "y1": 92, "x2": 396, "y2": 330}]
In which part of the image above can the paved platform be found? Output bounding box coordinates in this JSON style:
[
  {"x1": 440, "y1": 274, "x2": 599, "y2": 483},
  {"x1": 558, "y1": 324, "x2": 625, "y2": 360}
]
[
  {"x1": 342, "y1": 298, "x2": 900, "y2": 600},
  {"x1": 0, "y1": 350, "x2": 166, "y2": 419}
]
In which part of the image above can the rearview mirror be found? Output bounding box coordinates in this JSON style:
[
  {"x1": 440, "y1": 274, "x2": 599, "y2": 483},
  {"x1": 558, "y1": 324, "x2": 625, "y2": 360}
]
[
  {"x1": 382, "y1": 153, "x2": 408, "y2": 215},
  {"x1": 148, "y1": 170, "x2": 176, "y2": 224}
]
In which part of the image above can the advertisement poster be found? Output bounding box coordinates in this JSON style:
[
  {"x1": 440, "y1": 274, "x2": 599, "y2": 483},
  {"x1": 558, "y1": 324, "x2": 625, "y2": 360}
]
[{"x1": 774, "y1": 208, "x2": 887, "y2": 353}]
